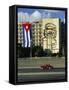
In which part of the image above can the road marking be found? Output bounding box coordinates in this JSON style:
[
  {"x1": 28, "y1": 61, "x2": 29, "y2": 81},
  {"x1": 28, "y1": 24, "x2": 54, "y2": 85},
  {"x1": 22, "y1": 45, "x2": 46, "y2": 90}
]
[
  {"x1": 18, "y1": 67, "x2": 65, "y2": 69},
  {"x1": 18, "y1": 67, "x2": 40, "y2": 69},
  {"x1": 18, "y1": 72, "x2": 65, "y2": 76}
]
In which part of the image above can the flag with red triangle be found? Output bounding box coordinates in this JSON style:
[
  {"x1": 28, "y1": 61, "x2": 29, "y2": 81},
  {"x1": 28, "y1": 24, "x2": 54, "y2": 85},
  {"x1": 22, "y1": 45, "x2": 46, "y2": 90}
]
[{"x1": 22, "y1": 22, "x2": 31, "y2": 47}]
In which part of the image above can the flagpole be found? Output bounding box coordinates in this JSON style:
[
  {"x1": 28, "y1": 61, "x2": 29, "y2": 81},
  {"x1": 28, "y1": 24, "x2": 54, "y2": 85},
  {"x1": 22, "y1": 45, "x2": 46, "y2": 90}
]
[
  {"x1": 30, "y1": 36, "x2": 32, "y2": 57},
  {"x1": 30, "y1": 25, "x2": 32, "y2": 57}
]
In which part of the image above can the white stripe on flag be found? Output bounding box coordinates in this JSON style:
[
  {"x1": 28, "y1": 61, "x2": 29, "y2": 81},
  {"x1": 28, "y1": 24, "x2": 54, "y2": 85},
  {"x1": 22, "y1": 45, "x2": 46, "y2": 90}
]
[
  {"x1": 28, "y1": 30, "x2": 30, "y2": 47},
  {"x1": 24, "y1": 29, "x2": 27, "y2": 47}
]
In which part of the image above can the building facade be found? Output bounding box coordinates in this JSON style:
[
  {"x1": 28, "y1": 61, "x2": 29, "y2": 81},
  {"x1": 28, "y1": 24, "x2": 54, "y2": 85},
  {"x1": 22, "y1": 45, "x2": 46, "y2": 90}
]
[
  {"x1": 42, "y1": 18, "x2": 60, "y2": 53},
  {"x1": 32, "y1": 21, "x2": 43, "y2": 47},
  {"x1": 17, "y1": 18, "x2": 60, "y2": 54},
  {"x1": 18, "y1": 22, "x2": 24, "y2": 47}
]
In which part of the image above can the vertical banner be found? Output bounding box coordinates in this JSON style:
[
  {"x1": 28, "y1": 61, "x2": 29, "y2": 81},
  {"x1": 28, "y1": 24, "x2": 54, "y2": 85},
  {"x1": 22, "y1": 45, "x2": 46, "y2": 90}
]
[{"x1": 22, "y1": 22, "x2": 31, "y2": 48}]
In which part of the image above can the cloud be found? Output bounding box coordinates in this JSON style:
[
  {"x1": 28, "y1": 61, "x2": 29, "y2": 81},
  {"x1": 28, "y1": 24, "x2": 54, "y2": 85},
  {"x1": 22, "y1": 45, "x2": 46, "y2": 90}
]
[
  {"x1": 30, "y1": 10, "x2": 42, "y2": 22},
  {"x1": 18, "y1": 9, "x2": 65, "y2": 23},
  {"x1": 18, "y1": 12, "x2": 30, "y2": 23},
  {"x1": 24, "y1": 13, "x2": 30, "y2": 22},
  {"x1": 18, "y1": 12, "x2": 23, "y2": 22},
  {"x1": 18, "y1": 10, "x2": 42, "y2": 23}
]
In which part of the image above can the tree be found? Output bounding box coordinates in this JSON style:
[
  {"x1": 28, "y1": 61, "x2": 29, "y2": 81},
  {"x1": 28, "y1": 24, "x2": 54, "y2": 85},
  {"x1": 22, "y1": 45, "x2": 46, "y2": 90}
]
[{"x1": 32, "y1": 46, "x2": 43, "y2": 57}]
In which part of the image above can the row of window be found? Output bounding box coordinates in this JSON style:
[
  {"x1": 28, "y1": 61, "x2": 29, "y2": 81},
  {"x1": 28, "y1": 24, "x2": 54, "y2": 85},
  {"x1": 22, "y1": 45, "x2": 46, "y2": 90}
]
[
  {"x1": 32, "y1": 35, "x2": 42, "y2": 38},
  {"x1": 32, "y1": 24, "x2": 42, "y2": 27},
  {"x1": 32, "y1": 30, "x2": 41, "y2": 33},
  {"x1": 18, "y1": 38, "x2": 23, "y2": 41},
  {"x1": 18, "y1": 29, "x2": 22, "y2": 31},
  {"x1": 32, "y1": 33, "x2": 42, "y2": 35},
  {"x1": 18, "y1": 33, "x2": 23, "y2": 36},
  {"x1": 32, "y1": 28, "x2": 42, "y2": 30},
  {"x1": 32, "y1": 40, "x2": 42, "y2": 43},
  {"x1": 18, "y1": 35, "x2": 23, "y2": 38},
  {"x1": 34, "y1": 43, "x2": 42, "y2": 46},
  {"x1": 18, "y1": 41, "x2": 23, "y2": 44},
  {"x1": 18, "y1": 34, "x2": 23, "y2": 36}
]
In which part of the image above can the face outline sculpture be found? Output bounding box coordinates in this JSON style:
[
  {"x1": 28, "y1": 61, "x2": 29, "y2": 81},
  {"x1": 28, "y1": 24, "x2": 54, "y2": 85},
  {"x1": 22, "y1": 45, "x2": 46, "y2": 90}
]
[
  {"x1": 45, "y1": 23, "x2": 56, "y2": 38},
  {"x1": 44, "y1": 23, "x2": 57, "y2": 50}
]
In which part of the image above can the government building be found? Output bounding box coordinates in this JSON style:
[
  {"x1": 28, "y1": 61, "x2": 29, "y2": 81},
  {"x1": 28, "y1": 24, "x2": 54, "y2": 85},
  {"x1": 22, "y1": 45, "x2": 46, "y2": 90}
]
[
  {"x1": 17, "y1": 18, "x2": 64, "y2": 56},
  {"x1": 31, "y1": 21, "x2": 43, "y2": 47},
  {"x1": 32, "y1": 18, "x2": 60, "y2": 54}
]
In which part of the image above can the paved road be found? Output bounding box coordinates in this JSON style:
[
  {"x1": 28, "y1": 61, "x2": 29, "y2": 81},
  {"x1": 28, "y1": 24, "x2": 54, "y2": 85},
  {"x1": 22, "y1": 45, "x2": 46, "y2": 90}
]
[
  {"x1": 18, "y1": 67, "x2": 65, "y2": 73},
  {"x1": 17, "y1": 67, "x2": 65, "y2": 82},
  {"x1": 18, "y1": 57, "x2": 65, "y2": 68}
]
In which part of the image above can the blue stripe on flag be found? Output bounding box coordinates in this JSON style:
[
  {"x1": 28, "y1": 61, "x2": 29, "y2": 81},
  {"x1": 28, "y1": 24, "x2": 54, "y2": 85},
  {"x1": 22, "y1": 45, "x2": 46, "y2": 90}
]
[{"x1": 26, "y1": 31, "x2": 29, "y2": 47}]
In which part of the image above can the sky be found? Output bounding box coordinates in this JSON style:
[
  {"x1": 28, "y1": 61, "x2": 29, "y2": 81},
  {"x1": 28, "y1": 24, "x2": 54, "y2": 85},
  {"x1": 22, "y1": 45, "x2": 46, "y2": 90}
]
[{"x1": 17, "y1": 8, "x2": 65, "y2": 23}]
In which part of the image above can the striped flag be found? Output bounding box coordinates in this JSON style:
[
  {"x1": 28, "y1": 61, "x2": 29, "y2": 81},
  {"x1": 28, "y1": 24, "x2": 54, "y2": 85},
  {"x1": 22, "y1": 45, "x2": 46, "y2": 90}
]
[{"x1": 22, "y1": 22, "x2": 31, "y2": 48}]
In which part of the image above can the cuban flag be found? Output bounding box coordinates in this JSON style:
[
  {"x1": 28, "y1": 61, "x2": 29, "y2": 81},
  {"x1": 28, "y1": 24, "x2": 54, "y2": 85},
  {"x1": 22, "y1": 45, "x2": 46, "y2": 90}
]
[{"x1": 22, "y1": 22, "x2": 31, "y2": 48}]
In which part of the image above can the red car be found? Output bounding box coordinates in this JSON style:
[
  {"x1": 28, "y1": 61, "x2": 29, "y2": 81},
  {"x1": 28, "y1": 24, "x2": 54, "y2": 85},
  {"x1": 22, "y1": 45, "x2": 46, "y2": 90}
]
[{"x1": 41, "y1": 64, "x2": 54, "y2": 70}]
